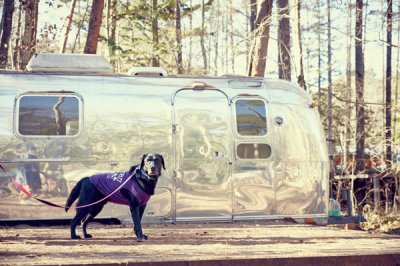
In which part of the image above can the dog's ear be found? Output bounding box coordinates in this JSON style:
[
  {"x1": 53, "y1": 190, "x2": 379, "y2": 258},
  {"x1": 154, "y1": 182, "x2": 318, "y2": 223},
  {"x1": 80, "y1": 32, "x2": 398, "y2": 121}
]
[
  {"x1": 159, "y1": 155, "x2": 166, "y2": 170},
  {"x1": 140, "y1": 154, "x2": 147, "y2": 169}
]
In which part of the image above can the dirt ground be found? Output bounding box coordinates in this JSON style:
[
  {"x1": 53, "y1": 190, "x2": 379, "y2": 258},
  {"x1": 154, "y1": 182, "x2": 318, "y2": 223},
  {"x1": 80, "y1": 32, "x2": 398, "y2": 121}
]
[{"x1": 0, "y1": 221, "x2": 400, "y2": 265}]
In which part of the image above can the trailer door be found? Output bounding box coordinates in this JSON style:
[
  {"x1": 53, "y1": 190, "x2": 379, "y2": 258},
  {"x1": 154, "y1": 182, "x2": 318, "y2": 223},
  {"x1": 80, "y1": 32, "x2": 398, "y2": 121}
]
[{"x1": 173, "y1": 89, "x2": 232, "y2": 221}]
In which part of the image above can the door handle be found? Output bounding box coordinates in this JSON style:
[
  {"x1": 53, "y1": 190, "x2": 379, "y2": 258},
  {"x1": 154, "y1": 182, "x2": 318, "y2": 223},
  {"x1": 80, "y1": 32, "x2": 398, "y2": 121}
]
[{"x1": 213, "y1": 151, "x2": 227, "y2": 158}]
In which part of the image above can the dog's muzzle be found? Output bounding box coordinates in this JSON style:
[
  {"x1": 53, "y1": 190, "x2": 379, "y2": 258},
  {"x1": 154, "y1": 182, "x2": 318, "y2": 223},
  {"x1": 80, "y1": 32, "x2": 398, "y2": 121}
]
[
  {"x1": 140, "y1": 169, "x2": 159, "y2": 181},
  {"x1": 148, "y1": 167, "x2": 159, "y2": 176}
]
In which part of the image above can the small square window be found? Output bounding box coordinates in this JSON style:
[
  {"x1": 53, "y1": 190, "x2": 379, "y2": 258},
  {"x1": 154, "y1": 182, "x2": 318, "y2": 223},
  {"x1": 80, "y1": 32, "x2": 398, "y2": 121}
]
[
  {"x1": 17, "y1": 94, "x2": 81, "y2": 136},
  {"x1": 235, "y1": 99, "x2": 267, "y2": 136}
]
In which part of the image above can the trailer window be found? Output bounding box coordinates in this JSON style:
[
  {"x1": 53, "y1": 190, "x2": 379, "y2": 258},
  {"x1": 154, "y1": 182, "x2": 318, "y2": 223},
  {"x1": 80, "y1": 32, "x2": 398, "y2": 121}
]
[
  {"x1": 237, "y1": 143, "x2": 271, "y2": 159},
  {"x1": 235, "y1": 99, "x2": 267, "y2": 136},
  {"x1": 17, "y1": 95, "x2": 80, "y2": 136}
]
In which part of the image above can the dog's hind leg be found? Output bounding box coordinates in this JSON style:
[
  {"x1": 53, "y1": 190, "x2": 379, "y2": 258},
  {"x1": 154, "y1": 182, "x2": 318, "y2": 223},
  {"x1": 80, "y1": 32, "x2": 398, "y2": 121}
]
[
  {"x1": 70, "y1": 207, "x2": 92, "y2": 239},
  {"x1": 82, "y1": 203, "x2": 105, "y2": 239},
  {"x1": 70, "y1": 178, "x2": 105, "y2": 239}
]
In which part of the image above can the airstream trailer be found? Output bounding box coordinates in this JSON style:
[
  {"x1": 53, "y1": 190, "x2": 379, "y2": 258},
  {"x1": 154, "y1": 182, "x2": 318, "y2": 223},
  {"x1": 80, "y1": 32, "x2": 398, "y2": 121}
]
[{"x1": 0, "y1": 53, "x2": 329, "y2": 224}]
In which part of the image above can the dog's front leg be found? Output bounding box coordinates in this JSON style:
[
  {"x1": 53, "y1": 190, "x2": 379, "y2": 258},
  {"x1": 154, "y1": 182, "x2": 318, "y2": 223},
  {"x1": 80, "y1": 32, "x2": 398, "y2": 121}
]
[
  {"x1": 136, "y1": 204, "x2": 148, "y2": 239},
  {"x1": 129, "y1": 204, "x2": 147, "y2": 241},
  {"x1": 121, "y1": 189, "x2": 147, "y2": 241}
]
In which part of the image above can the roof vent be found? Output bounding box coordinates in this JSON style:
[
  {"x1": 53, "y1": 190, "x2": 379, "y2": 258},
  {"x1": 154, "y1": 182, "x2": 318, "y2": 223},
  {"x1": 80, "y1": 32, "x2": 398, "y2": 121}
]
[
  {"x1": 128, "y1": 67, "x2": 168, "y2": 76},
  {"x1": 26, "y1": 53, "x2": 114, "y2": 74}
]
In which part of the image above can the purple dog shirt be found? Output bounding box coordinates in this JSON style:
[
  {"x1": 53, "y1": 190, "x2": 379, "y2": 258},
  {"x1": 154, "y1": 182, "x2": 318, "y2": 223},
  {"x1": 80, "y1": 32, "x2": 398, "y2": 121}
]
[{"x1": 89, "y1": 171, "x2": 151, "y2": 206}]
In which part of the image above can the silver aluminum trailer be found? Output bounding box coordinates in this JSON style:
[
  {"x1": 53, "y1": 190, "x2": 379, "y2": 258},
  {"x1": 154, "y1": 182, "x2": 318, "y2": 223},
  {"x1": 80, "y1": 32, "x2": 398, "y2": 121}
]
[{"x1": 0, "y1": 54, "x2": 329, "y2": 224}]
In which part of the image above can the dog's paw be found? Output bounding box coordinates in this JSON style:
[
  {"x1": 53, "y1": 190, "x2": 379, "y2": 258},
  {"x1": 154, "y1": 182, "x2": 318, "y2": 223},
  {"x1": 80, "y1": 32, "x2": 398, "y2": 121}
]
[
  {"x1": 136, "y1": 235, "x2": 148, "y2": 242},
  {"x1": 84, "y1": 234, "x2": 92, "y2": 239}
]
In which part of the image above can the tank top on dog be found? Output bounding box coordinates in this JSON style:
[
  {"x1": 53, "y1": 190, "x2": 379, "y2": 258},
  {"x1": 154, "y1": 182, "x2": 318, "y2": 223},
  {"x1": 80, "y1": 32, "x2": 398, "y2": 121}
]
[{"x1": 89, "y1": 171, "x2": 151, "y2": 206}]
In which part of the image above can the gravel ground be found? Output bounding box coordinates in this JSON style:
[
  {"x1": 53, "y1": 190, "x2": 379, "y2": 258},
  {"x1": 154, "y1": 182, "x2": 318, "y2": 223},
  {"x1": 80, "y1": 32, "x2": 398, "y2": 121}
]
[{"x1": 0, "y1": 221, "x2": 400, "y2": 265}]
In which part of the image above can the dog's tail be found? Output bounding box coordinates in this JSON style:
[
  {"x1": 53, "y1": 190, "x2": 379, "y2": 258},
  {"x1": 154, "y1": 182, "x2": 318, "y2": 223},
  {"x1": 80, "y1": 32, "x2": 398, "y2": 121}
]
[{"x1": 65, "y1": 178, "x2": 85, "y2": 212}]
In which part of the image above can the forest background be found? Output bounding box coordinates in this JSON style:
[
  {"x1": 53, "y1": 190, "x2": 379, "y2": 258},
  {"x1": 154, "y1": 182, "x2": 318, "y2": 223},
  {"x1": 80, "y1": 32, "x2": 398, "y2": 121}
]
[{"x1": 0, "y1": 0, "x2": 400, "y2": 221}]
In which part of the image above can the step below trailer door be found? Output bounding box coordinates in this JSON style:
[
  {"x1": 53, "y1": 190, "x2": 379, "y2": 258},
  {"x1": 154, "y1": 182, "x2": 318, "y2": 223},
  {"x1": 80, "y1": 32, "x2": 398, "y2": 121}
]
[{"x1": 173, "y1": 89, "x2": 232, "y2": 222}]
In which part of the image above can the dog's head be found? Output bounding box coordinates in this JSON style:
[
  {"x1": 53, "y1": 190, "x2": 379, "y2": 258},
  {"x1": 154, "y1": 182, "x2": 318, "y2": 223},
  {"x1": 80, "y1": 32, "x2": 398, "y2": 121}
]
[{"x1": 140, "y1": 153, "x2": 165, "y2": 180}]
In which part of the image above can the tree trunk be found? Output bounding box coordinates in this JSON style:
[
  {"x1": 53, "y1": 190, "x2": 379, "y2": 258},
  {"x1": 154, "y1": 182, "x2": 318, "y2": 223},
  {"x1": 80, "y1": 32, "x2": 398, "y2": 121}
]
[
  {"x1": 0, "y1": 0, "x2": 15, "y2": 68},
  {"x1": 394, "y1": 0, "x2": 400, "y2": 163},
  {"x1": 292, "y1": 0, "x2": 306, "y2": 89},
  {"x1": 152, "y1": 0, "x2": 160, "y2": 67},
  {"x1": 208, "y1": 21, "x2": 212, "y2": 74},
  {"x1": 84, "y1": 0, "x2": 105, "y2": 54},
  {"x1": 212, "y1": 0, "x2": 220, "y2": 75},
  {"x1": 245, "y1": 0, "x2": 250, "y2": 68},
  {"x1": 317, "y1": 0, "x2": 322, "y2": 113},
  {"x1": 12, "y1": 6, "x2": 22, "y2": 69},
  {"x1": 187, "y1": 0, "x2": 193, "y2": 73},
  {"x1": 106, "y1": 0, "x2": 117, "y2": 67},
  {"x1": 224, "y1": 5, "x2": 228, "y2": 73},
  {"x1": 247, "y1": 0, "x2": 256, "y2": 72},
  {"x1": 394, "y1": 0, "x2": 400, "y2": 212},
  {"x1": 344, "y1": 0, "x2": 353, "y2": 173},
  {"x1": 72, "y1": 2, "x2": 89, "y2": 53},
  {"x1": 110, "y1": 0, "x2": 117, "y2": 68},
  {"x1": 277, "y1": 0, "x2": 290, "y2": 80},
  {"x1": 355, "y1": 0, "x2": 365, "y2": 171},
  {"x1": 229, "y1": 2, "x2": 235, "y2": 73},
  {"x1": 19, "y1": 0, "x2": 39, "y2": 70},
  {"x1": 60, "y1": 0, "x2": 77, "y2": 53},
  {"x1": 250, "y1": 0, "x2": 257, "y2": 32},
  {"x1": 327, "y1": 0, "x2": 333, "y2": 157},
  {"x1": 176, "y1": 0, "x2": 183, "y2": 74},
  {"x1": 248, "y1": 0, "x2": 273, "y2": 77},
  {"x1": 200, "y1": 0, "x2": 208, "y2": 71},
  {"x1": 385, "y1": 0, "x2": 392, "y2": 166}
]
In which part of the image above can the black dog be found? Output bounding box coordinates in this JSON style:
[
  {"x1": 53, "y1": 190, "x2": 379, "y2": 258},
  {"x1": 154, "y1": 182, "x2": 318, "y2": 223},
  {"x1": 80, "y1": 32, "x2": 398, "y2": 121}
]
[{"x1": 65, "y1": 153, "x2": 165, "y2": 240}]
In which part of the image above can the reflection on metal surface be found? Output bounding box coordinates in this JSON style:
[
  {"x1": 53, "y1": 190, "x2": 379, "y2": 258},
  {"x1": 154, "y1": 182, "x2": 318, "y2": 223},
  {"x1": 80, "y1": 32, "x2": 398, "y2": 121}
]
[
  {"x1": 233, "y1": 163, "x2": 275, "y2": 216},
  {"x1": 1, "y1": 158, "x2": 71, "y2": 163},
  {"x1": 270, "y1": 103, "x2": 328, "y2": 216},
  {"x1": 0, "y1": 72, "x2": 329, "y2": 222},
  {"x1": 141, "y1": 187, "x2": 172, "y2": 221},
  {"x1": 174, "y1": 89, "x2": 232, "y2": 220}
]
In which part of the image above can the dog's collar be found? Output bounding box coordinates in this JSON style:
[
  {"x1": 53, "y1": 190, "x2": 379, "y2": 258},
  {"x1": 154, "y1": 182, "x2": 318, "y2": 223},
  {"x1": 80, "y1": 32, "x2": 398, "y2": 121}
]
[{"x1": 134, "y1": 168, "x2": 158, "y2": 181}]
